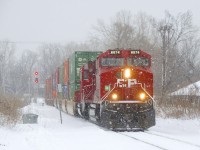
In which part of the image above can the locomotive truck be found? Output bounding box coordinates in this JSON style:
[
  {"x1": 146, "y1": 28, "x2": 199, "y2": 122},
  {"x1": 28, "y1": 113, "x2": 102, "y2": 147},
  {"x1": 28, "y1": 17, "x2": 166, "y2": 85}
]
[{"x1": 45, "y1": 49, "x2": 155, "y2": 130}]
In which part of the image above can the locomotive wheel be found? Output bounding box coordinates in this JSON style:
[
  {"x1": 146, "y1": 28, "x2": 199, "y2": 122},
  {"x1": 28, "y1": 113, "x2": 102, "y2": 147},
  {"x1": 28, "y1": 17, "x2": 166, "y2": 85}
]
[
  {"x1": 95, "y1": 104, "x2": 101, "y2": 123},
  {"x1": 73, "y1": 102, "x2": 79, "y2": 117}
]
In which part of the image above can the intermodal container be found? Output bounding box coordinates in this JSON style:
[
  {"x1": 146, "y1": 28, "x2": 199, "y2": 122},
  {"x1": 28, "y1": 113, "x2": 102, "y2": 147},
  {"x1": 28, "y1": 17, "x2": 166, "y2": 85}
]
[
  {"x1": 45, "y1": 78, "x2": 50, "y2": 99},
  {"x1": 69, "y1": 51, "x2": 102, "y2": 99},
  {"x1": 52, "y1": 73, "x2": 56, "y2": 91},
  {"x1": 58, "y1": 66, "x2": 64, "y2": 85},
  {"x1": 55, "y1": 68, "x2": 59, "y2": 84},
  {"x1": 45, "y1": 76, "x2": 52, "y2": 99},
  {"x1": 63, "y1": 60, "x2": 69, "y2": 85},
  {"x1": 57, "y1": 66, "x2": 64, "y2": 99},
  {"x1": 49, "y1": 76, "x2": 52, "y2": 99}
]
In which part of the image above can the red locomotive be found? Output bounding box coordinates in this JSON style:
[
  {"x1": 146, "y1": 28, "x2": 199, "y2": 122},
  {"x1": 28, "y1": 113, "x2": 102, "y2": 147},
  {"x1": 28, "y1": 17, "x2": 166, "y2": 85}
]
[{"x1": 45, "y1": 49, "x2": 155, "y2": 130}]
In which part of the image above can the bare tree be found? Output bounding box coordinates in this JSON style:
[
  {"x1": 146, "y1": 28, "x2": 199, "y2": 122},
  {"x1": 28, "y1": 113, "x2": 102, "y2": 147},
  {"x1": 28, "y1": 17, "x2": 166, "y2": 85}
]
[
  {"x1": 92, "y1": 10, "x2": 156, "y2": 52},
  {"x1": 38, "y1": 43, "x2": 65, "y2": 84},
  {"x1": 63, "y1": 42, "x2": 92, "y2": 57},
  {"x1": 11, "y1": 50, "x2": 38, "y2": 95},
  {"x1": 92, "y1": 10, "x2": 135, "y2": 49},
  {"x1": 0, "y1": 40, "x2": 15, "y2": 93},
  {"x1": 155, "y1": 11, "x2": 199, "y2": 98}
]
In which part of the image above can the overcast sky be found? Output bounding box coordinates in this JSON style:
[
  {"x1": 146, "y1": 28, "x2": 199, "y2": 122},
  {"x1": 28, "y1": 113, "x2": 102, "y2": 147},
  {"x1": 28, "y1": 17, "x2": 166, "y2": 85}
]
[{"x1": 1, "y1": 0, "x2": 200, "y2": 52}]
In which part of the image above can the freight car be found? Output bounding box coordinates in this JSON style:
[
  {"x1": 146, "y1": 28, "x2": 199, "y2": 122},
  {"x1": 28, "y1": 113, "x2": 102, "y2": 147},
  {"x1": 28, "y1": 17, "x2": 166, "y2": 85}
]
[{"x1": 45, "y1": 49, "x2": 155, "y2": 130}]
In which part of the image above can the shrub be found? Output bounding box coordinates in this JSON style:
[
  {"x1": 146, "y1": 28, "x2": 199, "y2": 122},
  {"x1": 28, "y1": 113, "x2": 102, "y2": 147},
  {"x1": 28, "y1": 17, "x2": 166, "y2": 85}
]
[
  {"x1": 0, "y1": 93, "x2": 25, "y2": 127},
  {"x1": 155, "y1": 96, "x2": 200, "y2": 119}
]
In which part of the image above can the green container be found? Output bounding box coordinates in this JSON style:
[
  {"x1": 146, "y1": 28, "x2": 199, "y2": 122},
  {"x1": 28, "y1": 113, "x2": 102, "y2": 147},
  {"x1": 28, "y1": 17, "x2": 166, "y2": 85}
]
[
  {"x1": 69, "y1": 51, "x2": 102, "y2": 99},
  {"x1": 69, "y1": 83, "x2": 75, "y2": 99}
]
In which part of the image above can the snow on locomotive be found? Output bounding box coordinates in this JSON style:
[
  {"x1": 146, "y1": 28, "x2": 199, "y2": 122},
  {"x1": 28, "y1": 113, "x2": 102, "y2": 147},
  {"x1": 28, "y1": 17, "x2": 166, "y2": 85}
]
[{"x1": 45, "y1": 49, "x2": 155, "y2": 130}]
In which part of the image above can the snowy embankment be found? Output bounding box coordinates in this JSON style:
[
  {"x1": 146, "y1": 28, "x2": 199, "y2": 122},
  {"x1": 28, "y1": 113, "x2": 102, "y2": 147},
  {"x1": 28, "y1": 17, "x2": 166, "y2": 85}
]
[{"x1": 0, "y1": 103, "x2": 200, "y2": 150}]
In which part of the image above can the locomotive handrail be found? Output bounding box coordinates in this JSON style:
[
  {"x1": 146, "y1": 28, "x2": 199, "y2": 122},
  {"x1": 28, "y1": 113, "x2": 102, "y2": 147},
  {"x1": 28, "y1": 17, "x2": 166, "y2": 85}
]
[
  {"x1": 101, "y1": 83, "x2": 117, "y2": 102},
  {"x1": 100, "y1": 82, "x2": 156, "y2": 105},
  {"x1": 82, "y1": 83, "x2": 95, "y2": 100},
  {"x1": 138, "y1": 83, "x2": 156, "y2": 105},
  {"x1": 84, "y1": 88, "x2": 94, "y2": 100}
]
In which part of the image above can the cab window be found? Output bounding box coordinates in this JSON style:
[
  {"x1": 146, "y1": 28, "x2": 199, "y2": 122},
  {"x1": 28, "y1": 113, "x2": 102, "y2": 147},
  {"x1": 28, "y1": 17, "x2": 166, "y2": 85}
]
[
  {"x1": 101, "y1": 58, "x2": 124, "y2": 67},
  {"x1": 127, "y1": 57, "x2": 149, "y2": 67}
]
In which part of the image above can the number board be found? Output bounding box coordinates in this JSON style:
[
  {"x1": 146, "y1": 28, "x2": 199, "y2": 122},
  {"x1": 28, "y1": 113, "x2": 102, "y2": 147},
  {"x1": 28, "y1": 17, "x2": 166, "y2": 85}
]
[
  {"x1": 130, "y1": 50, "x2": 140, "y2": 55},
  {"x1": 110, "y1": 50, "x2": 121, "y2": 55}
]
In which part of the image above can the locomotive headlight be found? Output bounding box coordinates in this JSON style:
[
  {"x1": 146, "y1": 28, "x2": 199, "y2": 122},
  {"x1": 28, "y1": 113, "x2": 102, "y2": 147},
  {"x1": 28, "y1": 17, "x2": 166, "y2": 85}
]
[
  {"x1": 139, "y1": 93, "x2": 146, "y2": 100},
  {"x1": 124, "y1": 68, "x2": 131, "y2": 78},
  {"x1": 112, "y1": 93, "x2": 118, "y2": 100}
]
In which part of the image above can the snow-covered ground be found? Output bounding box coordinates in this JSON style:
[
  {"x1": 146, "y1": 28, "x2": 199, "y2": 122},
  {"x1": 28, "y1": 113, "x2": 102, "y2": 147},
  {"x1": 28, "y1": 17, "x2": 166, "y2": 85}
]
[
  {"x1": 171, "y1": 80, "x2": 200, "y2": 96},
  {"x1": 0, "y1": 103, "x2": 200, "y2": 150}
]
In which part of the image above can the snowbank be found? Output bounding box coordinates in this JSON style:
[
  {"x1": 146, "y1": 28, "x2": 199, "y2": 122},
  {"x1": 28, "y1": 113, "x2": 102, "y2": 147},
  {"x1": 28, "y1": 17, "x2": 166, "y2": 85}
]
[{"x1": 0, "y1": 103, "x2": 199, "y2": 150}]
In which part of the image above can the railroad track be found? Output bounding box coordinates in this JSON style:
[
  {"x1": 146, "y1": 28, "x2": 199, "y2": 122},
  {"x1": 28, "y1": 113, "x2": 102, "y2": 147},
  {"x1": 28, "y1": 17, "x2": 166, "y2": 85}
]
[
  {"x1": 144, "y1": 131, "x2": 200, "y2": 149},
  {"x1": 71, "y1": 114, "x2": 200, "y2": 150},
  {"x1": 117, "y1": 132, "x2": 167, "y2": 150},
  {"x1": 89, "y1": 118, "x2": 200, "y2": 150},
  {"x1": 117, "y1": 131, "x2": 200, "y2": 150}
]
